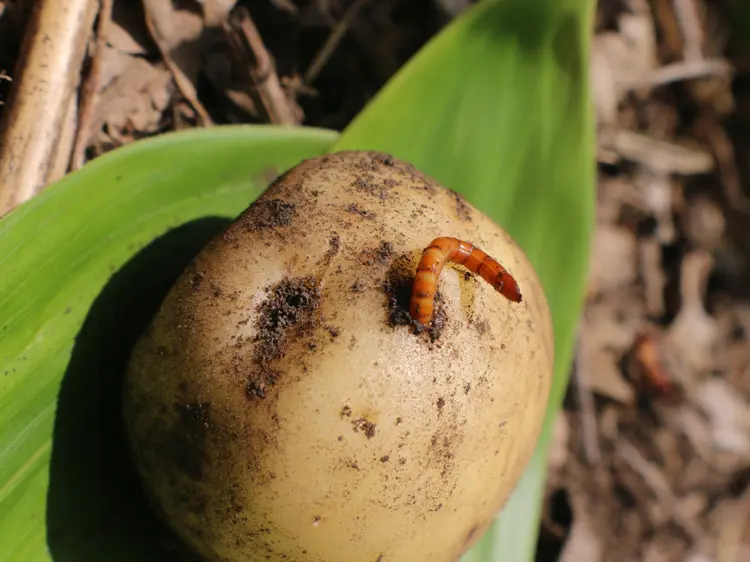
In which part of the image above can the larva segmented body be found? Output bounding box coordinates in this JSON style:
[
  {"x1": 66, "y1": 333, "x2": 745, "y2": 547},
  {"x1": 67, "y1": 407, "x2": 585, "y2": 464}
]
[{"x1": 409, "y1": 237, "x2": 522, "y2": 327}]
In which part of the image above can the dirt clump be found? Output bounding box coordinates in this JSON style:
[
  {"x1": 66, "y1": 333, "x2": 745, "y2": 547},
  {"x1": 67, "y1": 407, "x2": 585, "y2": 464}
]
[
  {"x1": 247, "y1": 276, "x2": 321, "y2": 398},
  {"x1": 244, "y1": 199, "x2": 297, "y2": 231}
]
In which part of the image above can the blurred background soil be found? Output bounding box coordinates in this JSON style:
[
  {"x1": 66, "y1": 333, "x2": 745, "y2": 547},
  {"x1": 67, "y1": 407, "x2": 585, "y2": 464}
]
[{"x1": 3, "y1": 0, "x2": 750, "y2": 560}]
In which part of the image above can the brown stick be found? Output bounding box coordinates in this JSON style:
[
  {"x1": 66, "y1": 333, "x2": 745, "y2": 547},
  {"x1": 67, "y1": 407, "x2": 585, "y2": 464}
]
[
  {"x1": 0, "y1": 0, "x2": 99, "y2": 216},
  {"x1": 143, "y1": 0, "x2": 212, "y2": 127},
  {"x1": 573, "y1": 332, "x2": 601, "y2": 465},
  {"x1": 70, "y1": 0, "x2": 113, "y2": 171},
  {"x1": 672, "y1": 0, "x2": 704, "y2": 62},
  {"x1": 49, "y1": 96, "x2": 80, "y2": 184},
  {"x1": 225, "y1": 6, "x2": 302, "y2": 126},
  {"x1": 304, "y1": 0, "x2": 372, "y2": 85}
]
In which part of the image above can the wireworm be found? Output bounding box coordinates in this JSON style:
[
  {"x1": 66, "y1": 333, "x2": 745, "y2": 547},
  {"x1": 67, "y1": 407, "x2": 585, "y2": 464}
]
[{"x1": 409, "y1": 237, "x2": 522, "y2": 327}]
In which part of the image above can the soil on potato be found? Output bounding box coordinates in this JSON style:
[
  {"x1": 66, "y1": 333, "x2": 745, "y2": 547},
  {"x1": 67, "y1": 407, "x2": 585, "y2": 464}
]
[
  {"x1": 346, "y1": 203, "x2": 376, "y2": 220},
  {"x1": 243, "y1": 199, "x2": 297, "y2": 231},
  {"x1": 352, "y1": 417, "x2": 377, "y2": 439},
  {"x1": 321, "y1": 232, "x2": 341, "y2": 266},
  {"x1": 248, "y1": 276, "x2": 321, "y2": 398},
  {"x1": 359, "y1": 240, "x2": 395, "y2": 266},
  {"x1": 449, "y1": 189, "x2": 473, "y2": 222}
]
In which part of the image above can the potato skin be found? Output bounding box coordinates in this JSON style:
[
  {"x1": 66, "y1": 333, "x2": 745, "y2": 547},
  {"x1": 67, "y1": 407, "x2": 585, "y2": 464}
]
[{"x1": 123, "y1": 151, "x2": 554, "y2": 562}]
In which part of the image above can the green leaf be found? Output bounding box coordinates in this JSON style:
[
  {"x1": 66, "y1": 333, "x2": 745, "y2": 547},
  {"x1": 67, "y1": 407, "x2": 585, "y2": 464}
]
[
  {"x1": 0, "y1": 125, "x2": 338, "y2": 561},
  {"x1": 334, "y1": 0, "x2": 597, "y2": 560}
]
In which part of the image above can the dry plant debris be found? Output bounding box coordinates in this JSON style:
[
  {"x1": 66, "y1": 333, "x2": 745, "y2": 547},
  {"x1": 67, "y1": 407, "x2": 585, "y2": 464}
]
[
  {"x1": 541, "y1": 1, "x2": 750, "y2": 561},
  {"x1": 0, "y1": 0, "x2": 99, "y2": 214},
  {"x1": 3, "y1": 0, "x2": 750, "y2": 561},
  {"x1": 0, "y1": 0, "x2": 454, "y2": 214}
]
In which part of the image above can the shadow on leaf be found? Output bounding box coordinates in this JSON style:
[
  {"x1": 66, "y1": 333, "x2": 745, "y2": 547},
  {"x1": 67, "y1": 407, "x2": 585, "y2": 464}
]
[{"x1": 46, "y1": 218, "x2": 231, "y2": 562}]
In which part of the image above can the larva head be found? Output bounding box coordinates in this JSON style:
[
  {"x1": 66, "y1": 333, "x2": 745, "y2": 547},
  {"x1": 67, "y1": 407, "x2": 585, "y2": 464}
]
[
  {"x1": 495, "y1": 272, "x2": 523, "y2": 303},
  {"x1": 122, "y1": 151, "x2": 554, "y2": 562}
]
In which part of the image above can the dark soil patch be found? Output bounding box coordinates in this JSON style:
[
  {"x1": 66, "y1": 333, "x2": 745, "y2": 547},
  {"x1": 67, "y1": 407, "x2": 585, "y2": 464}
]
[
  {"x1": 244, "y1": 198, "x2": 297, "y2": 231},
  {"x1": 351, "y1": 175, "x2": 392, "y2": 200},
  {"x1": 360, "y1": 241, "x2": 395, "y2": 266},
  {"x1": 346, "y1": 203, "x2": 376, "y2": 219},
  {"x1": 352, "y1": 417, "x2": 376, "y2": 439},
  {"x1": 247, "y1": 276, "x2": 321, "y2": 398},
  {"x1": 449, "y1": 189, "x2": 472, "y2": 222},
  {"x1": 322, "y1": 232, "x2": 341, "y2": 265},
  {"x1": 429, "y1": 426, "x2": 458, "y2": 480},
  {"x1": 189, "y1": 271, "x2": 205, "y2": 291}
]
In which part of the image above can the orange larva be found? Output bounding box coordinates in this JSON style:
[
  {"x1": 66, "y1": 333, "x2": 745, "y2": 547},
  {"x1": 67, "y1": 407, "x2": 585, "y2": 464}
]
[{"x1": 409, "y1": 237, "x2": 522, "y2": 327}]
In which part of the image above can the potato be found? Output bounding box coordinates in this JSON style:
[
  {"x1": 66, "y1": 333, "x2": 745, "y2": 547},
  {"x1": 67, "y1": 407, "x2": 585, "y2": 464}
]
[{"x1": 122, "y1": 151, "x2": 554, "y2": 562}]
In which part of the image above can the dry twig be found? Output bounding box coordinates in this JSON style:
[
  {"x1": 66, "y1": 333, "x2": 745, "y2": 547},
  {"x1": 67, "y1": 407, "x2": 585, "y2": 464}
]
[
  {"x1": 706, "y1": 121, "x2": 750, "y2": 214},
  {"x1": 70, "y1": 0, "x2": 113, "y2": 171},
  {"x1": 618, "y1": 439, "x2": 702, "y2": 538},
  {"x1": 224, "y1": 6, "x2": 301, "y2": 126},
  {"x1": 304, "y1": 0, "x2": 372, "y2": 85},
  {"x1": 639, "y1": 239, "x2": 666, "y2": 317},
  {"x1": 646, "y1": 58, "x2": 732, "y2": 88},
  {"x1": 672, "y1": 0, "x2": 704, "y2": 61},
  {"x1": 48, "y1": 97, "x2": 79, "y2": 186},
  {"x1": 599, "y1": 127, "x2": 714, "y2": 175},
  {"x1": 0, "y1": 0, "x2": 99, "y2": 215},
  {"x1": 574, "y1": 334, "x2": 601, "y2": 465},
  {"x1": 143, "y1": 0, "x2": 212, "y2": 126}
]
